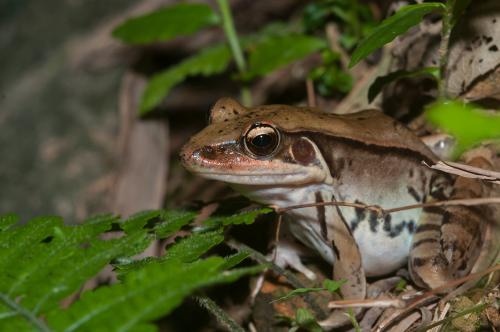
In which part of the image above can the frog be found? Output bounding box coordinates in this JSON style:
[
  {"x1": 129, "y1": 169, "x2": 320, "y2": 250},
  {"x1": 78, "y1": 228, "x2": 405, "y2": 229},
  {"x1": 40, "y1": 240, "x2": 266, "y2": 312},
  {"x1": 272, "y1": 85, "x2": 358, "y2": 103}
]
[{"x1": 180, "y1": 97, "x2": 497, "y2": 328}]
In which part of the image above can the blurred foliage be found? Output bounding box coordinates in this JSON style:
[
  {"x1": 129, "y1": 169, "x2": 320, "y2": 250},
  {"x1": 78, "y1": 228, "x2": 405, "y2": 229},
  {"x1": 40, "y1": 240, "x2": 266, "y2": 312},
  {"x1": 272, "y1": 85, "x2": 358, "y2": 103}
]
[
  {"x1": 349, "y1": 3, "x2": 445, "y2": 67},
  {"x1": 310, "y1": 50, "x2": 353, "y2": 96},
  {"x1": 0, "y1": 208, "x2": 269, "y2": 331},
  {"x1": 303, "y1": 0, "x2": 376, "y2": 50},
  {"x1": 426, "y1": 100, "x2": 500, "y2": 155},
  {"x1": 112, "y1": 0, "x2": 382, "y2": 114},
  {"x1": 368, "y1": 66, "x2": 438, "y2": 102},
  {"x1": 112, "y1": 3, "x2": 220, "y2": 44}
]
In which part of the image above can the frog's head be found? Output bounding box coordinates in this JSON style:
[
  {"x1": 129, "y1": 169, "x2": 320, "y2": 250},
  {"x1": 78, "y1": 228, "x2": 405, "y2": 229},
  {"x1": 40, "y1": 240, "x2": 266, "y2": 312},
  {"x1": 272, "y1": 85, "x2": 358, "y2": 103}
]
[{"x1": 180, "y1": 98, "x2": 332, "y2": 187}]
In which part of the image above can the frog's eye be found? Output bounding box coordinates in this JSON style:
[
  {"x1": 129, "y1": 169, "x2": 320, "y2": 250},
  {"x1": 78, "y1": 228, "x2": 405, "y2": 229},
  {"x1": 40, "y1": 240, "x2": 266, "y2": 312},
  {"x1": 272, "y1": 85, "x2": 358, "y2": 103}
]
[{"x1": 244, "y1": 124, "x2": 280, "y2": 157}]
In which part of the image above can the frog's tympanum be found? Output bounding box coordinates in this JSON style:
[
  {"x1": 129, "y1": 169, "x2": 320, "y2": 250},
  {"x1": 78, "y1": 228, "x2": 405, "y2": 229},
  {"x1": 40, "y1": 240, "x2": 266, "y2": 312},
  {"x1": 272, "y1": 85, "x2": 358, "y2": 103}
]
[{"x1": 181, "y1": 98, "x2": 495, "y2": 328}]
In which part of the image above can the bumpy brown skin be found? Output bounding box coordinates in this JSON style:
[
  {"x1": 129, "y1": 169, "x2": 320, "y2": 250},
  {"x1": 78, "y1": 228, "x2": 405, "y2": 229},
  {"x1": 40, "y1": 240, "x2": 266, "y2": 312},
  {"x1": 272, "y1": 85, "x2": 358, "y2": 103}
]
[{"x1": 181, "y1": 98, "x2": 491, "y2": 323}]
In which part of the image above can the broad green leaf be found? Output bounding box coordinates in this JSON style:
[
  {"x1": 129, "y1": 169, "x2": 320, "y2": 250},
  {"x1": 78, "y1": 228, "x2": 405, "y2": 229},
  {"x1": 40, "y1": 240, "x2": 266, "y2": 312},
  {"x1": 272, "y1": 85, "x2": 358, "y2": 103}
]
[
  {"x1": 349, "y1": 3, "x2": 445, "y2": 68},
  {"x1": 112, "y1": 3, "x2": 220, "y2": 44},
  {"x1": 368, "y1": 67, "x2": 438, "y2": 102},
  {"x1": 0, "y1": 214, "x2": 18, "y2": 232},
  {"x1": 426, "y1": 100, "x2": 500, "y2": 155},
  {"x1": 121, "y1": 210, "x2": 161, "y2": 234},
  {"x1": 115, "y1": 230, "x2": 224, "y2": 276},
  {"x1": 203, "y1": 207, "x2": 272, "y2": 229},
  {"x1": 47, "y1": 257, "x2": 261, "y2": 331},
  {"x1": 140, "y1": 44, "x2": 231, "y2": 115},
  {"x1": 246, "y1": 35, "x2": 326, "y2": 79},
  {"x1": 154, "y1": 210, "x2": 197, "y2": 238}
]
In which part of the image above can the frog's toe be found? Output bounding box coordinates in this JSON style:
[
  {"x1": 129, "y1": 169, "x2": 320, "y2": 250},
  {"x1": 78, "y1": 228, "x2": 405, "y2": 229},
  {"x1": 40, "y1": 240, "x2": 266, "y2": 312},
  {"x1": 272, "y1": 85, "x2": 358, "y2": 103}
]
[{"x1": 272, "y1": 242, "x2": 317, "y2": 280}]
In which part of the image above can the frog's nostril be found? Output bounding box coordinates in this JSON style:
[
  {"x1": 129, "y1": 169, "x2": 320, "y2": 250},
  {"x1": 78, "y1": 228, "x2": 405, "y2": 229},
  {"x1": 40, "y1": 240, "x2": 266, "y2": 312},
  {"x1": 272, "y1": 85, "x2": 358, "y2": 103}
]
[{"x1": 199, "y1": 146, "x2": 217, "y2": 160}]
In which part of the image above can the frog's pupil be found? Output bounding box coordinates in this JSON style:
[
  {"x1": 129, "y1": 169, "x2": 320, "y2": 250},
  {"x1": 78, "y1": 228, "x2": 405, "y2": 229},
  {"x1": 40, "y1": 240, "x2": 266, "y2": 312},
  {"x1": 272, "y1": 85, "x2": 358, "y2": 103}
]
[{"x1": 252, "y1": 134, "x2": 271, "y2": 147}]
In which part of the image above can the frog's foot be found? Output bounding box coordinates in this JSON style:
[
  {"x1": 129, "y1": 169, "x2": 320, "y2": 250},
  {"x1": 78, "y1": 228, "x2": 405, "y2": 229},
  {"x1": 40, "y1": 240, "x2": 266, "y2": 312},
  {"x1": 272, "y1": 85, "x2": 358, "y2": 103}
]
[{"x1": 271, "y1": 241, "x2": 316, "y2": 280}]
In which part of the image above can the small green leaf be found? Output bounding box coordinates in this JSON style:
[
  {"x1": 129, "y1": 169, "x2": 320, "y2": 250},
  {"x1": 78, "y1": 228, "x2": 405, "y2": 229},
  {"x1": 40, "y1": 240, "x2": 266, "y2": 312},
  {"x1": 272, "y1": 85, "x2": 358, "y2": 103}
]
[
  {"x1": 121, "y1": 210, "x2": 161, "y2": 234},
  {"x1": 271, "y1": 287, "x2": 324, "y2": 303},
  {"x1": 246, "y1": 34, "x2": 326, "y2": 79},
  {"x1": 295, "y1": 308, "x2": 323, "y2": 332},
  {"x1": 368, "y1": 67, "x2": 438, "y2": 102},
  {"x1": 203, "y1": 208, "x2": 272, "y2": 229},
  {"x1": 349, "y1": 3, "x2": 445, "y2": 68},
  {"x1": 154, "y1": 210, "x2": 197, "y2": 238},
  {"x1": 426, "y1": 100, "x2": 500, "y2": 155},
  {"x1": 322, "y1": 279, "x2": 346, "y2": 293},
  {"x1": 112, "y1": 3, "x2": 220, "y2": 44},
  {"x1": 140, "y1": 44, "x2": 231, "y2": 115}
]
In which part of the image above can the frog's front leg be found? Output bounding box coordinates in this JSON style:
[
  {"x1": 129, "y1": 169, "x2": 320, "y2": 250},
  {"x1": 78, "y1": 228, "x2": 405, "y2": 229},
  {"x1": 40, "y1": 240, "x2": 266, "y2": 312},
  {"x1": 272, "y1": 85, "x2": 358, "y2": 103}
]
[
  {"x1": 320, "y1": 206, "x2": 366, "y2": 328},
  {"x1": 409, "y1": 155, "x2": 493, "y2": 289}
]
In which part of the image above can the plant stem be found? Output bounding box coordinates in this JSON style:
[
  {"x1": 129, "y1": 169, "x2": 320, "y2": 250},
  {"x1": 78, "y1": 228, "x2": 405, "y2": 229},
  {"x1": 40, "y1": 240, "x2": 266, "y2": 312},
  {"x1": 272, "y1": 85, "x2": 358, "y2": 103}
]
[
  {"x1": 226, "y1": 240, "x2": 327, "y2": 320},
  {"x1": 0, "y1": 292, "x2": 52, "y2": 332},
  {"x1": 438, "y1": 4, "x2": 453, "y2": 99},
  {"x1": 194, "y1": 295, "x2": 245, "y2": 332},
  {"x1": 216, "y1": 0, "x2": 252, "y2": 106}
]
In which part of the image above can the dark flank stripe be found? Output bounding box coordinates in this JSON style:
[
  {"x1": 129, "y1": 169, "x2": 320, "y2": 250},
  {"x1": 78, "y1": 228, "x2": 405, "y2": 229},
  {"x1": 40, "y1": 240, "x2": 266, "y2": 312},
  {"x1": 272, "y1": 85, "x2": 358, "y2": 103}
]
[
  {"x1": 303, "y1": 132, "x2": 436, "y2": 168},
  {"x1": 407, "y1": 186, "x2": 421, "y2": 202},
  {"x1": 412, "y1": 238, "x2": 439, "y2": 248},
  {"x1": 422, "y1": 206, "x2": 446, "y2": 216},
  {"x1": 315, "y1": 192, "x2": 328, "y2": 240},
  {"x1": 415, "y1": 224, "x2": 441, "y2": 233}
]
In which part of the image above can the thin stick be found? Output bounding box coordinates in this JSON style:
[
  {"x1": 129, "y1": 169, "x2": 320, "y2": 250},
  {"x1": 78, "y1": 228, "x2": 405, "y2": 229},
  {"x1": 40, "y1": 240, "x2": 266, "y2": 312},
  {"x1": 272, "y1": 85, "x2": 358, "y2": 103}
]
[
  {"x1": 276, "y1": 197, "x2": 500, "y2": 216},
  {"x1": 272, "y1": 214, "x2": 283, "y2": 262},
  {"x1": 306, "y1": 79, "x2": 317, "y2": 108},
  {"x1": 437, "y1": 3, "x2": 452, "y2": 99}
]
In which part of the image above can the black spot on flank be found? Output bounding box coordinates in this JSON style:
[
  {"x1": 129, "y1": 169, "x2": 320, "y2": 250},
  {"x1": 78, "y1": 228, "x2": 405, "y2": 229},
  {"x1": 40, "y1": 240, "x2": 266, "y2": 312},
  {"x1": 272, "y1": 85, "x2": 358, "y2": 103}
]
[
  {"x1": 221, "y1": 105, "x2": 226, "y2": 109},
  {"x1": 489, "y1": 45, "x2": 498, "y2": 52},
  {"x1": 224, "y1": 119, "x2": 229, "y2": 122},
  {"x1": 232, "y1": 110, "x2": 238, "y2": 115},
  {"x1": 218, "y1": 129, "x2": 223, "y2": 134},
  {"x1": 409, "y1": 169, "x2": 414, "y2": 178},
  {"x1": 407, "y1": 186, "x2": 421, "y2": 202},
  {"x1": 479, "y1": 58, "x2": 483, "y2": 63},
  {"x1": 389, "y1": 222, "x2": 406, "y2": 238},
  {"x1": 493, "y1": 19, "x2": 497, "y2": 24},
  {"x1": 369, "y1": 211, "x2": 378, "y2": 233},
  {"x1": 468, "y1": 59, "x2": 473, "y2": 65},
  {"x1": 483, "y1": 36, "x2": 493, "y2": 44},
  {"x1": 465, "y1": 45, "x2": 472, "y2": 51},
  {"x1": 383, "y1": 214, "x2": 392, "y2": 232},
  {"x1": 407, "y1": 220, "x2": 416, "y2": 233}
]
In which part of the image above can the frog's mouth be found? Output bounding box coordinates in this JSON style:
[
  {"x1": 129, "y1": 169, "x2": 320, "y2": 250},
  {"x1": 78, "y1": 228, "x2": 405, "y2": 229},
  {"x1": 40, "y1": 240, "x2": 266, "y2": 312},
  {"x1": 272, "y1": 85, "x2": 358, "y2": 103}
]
[{"x1": 180, "y1": 143, "x2": 326, "y2": 186}]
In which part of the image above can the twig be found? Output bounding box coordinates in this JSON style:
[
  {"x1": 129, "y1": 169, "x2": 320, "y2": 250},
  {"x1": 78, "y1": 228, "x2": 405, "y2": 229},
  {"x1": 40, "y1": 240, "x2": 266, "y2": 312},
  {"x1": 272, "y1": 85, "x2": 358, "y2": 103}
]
[
  {"x1": 306, "y1": 79, "x2": 317, "y2": 108},
  {"x1": 276, "y1": 197, "x2": 500, "y2": 216},
  {"x1": 194, "y1": 295, "x2": 245, "y2": 332},
  {"x1": 425, "y1": 161, "x2": 500, "y2": 184},
  {"x1": 0, "y1": 292, "x2": 52, "y2": 332},
  {"x1": 328, "y1": 297, "x2": 405, "y2": 309},
  {"x1": 272, "y1": 214, "x2": 283, "y2": 262}
]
